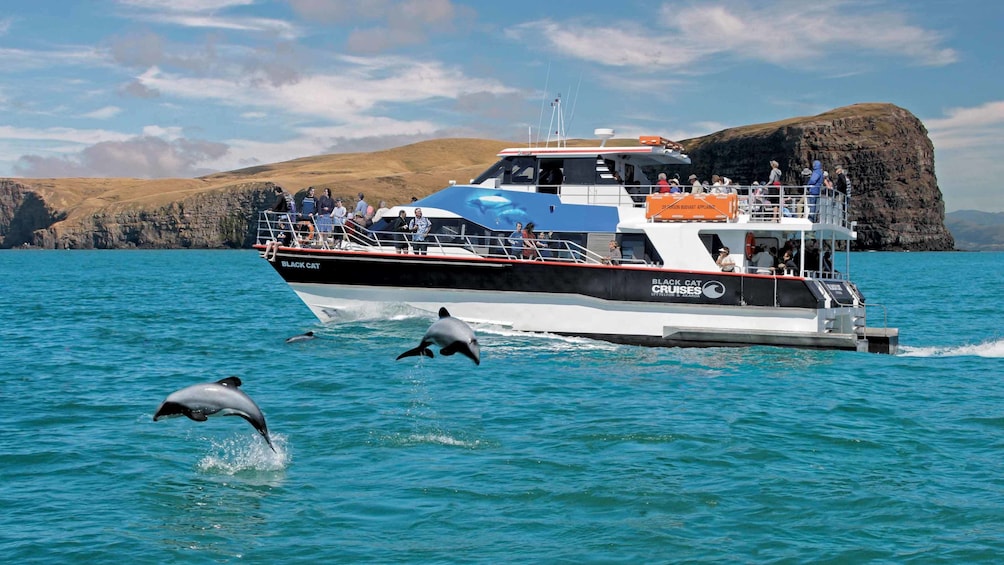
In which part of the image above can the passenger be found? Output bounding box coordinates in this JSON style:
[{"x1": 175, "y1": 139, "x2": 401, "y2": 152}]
[
  {"x1": 669, "y1": 178, "x2": 682, "y2": 193},
  {"x1": 264, "y1": 185, "x2": 294, "y2": 260},
  {"x1": 345, "y1": 212, "x2": 373, "y2": 245},
  {"x1": 372, "y1": 200, "x2": 391, "y2": 223},
  {"x1": 766, "y1": 160, "x2": 783, "y2": 220},
  {"x1": 508, "y1": 222, "x2": 524, "y2": 259},
  {"x1": 834, "y1": 166, "x2": 849, "y2": 197},
  {"x1": 710, "y1": 175, "x2": 724, "y2": 194},
  {"x1": 315, "y1": 188, "x2": 335, "y2": 244},
  {"x1": 657, "y1": 172, "x2": 672, "y2": 193},
  {"x1": 752, "y1": 245, "x2": 774, "y2": 274},
  {"x1": 689, "y1": 174, "x2": 704, "y2": 194},
  {"x1": 777, "y1": 250, "x2": 796, "y2": 275},
  {"x1": 409, "y1": 207, "x2": 432, "y2": 255},
  {"x1": 716, "y1": 247, "x2": 736, "y2": 272},
  {"x1": 331, "y1": 197, "x2": 347, "y2": 248},
  {"x1": 295, "y1": 187, "x2": 317, "y2": 245},
  {"x1": 391, "y1": 210, "x2": 411, "y2": 254},
  {"x1": 521, "y1": 222, "x2": 539, "y2": 260},
  {"x1": 601, "y1": 240, "x2": 622, "y2": 265},
  {"x1": 537, "y1": 231, "x2": 555, "y2": 259},
  {"x1": 807, "y1": 160, "x2": 823, "y2": 222},
  {"x1": 354, "y1": 192, "x2": 368, "y2": 217}
]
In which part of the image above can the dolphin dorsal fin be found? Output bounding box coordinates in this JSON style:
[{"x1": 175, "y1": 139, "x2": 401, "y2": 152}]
[
  {"x1": 438, "y1": 307, "x2": 450, "y2": 318},
  {"x1": 217, "y1": 376, "x2": 242, "y2": 388}
]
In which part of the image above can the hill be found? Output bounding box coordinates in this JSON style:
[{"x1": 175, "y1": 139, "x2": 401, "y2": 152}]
[{"x1": 946, "y1": 210, "x2": 1004, "y2": 251}]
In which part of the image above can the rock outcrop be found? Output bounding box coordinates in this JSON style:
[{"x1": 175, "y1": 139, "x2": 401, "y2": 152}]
[
  {"x1": 0, "y1": 103, "x2": 953, "y2": 250},
  {"x1": 675, "y1": 103, "x2": 953, "y2": 250}
]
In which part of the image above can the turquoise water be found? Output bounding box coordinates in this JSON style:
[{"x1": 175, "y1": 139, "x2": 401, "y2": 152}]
[{"x1": 1, "y1": 250, "x2": 1002, "y2": 563}]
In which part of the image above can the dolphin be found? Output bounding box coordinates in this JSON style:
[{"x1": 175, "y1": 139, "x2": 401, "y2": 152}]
[
  {"x1": 285, "y1": 331, "x2": 315, "y2": 343},
  {"x1": 396, "y1": 307, "x2": 481, "y2": 365},
  {"x1": 153, "y1": 376, "x2": 276, "y2": 452}
]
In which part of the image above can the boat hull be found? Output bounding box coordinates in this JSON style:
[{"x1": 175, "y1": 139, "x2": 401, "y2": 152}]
[{"x1": 264, "y1": 248, "x2": 869, "y2": 351}]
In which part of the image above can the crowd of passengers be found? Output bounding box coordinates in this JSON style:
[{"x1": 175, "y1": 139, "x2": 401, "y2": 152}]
[
  {"x1": 717, "y1": 238, "x2": 836, "y2": 277},
  {"x1": 647, "y1": 160, "x2": 851, "y2": 223},
  {"x1": 263, "y1": 186, "x2": 427, "y2": 258}
]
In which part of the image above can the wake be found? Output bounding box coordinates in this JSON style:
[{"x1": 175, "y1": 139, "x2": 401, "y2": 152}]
[{"x1": 899, "y1": 338, "x2": 1004, "y2": 358}]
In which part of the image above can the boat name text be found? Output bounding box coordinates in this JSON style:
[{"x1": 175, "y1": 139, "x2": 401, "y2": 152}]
[
  {"x1": 651, "y1": 278, "x2": 726, "y2": 299},
  {"x1": 281, "y1": 260, "x2": 321, "y2": 269}
]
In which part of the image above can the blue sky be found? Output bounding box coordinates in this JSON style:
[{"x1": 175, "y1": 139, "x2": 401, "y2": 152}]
[{"x1": 0, "y1": 0, "x2": 1000, "y2": 212}]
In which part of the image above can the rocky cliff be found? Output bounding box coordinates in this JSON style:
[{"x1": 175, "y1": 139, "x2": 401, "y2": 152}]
[
  {"x1": 0, "y1": 104, "x2": 953, "y2": 250},
  {"x1": 675, "y1": 103, "x2": 953, "y2": 250}
]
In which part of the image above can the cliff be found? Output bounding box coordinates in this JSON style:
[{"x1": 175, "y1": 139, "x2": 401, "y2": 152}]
[
  {"x1": 675, "y1": 103, "x2": 953, "y2": 250},
  {"x1": 0, "y1": 104, "x2": 953, "y2": 250}
]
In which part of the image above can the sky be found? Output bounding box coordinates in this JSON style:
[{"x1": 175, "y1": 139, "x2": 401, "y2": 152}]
[{"x1": 0, "y1": 0, "x2": 1001, "y2": 212}]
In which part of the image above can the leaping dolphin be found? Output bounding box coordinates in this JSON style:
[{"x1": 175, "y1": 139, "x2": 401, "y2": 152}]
[
  {"x1": 396, "y1": 307, "x2": 481, "y2": 365},
  {"x1": 154, "y1": 376, "x2": 276, "y2": 452},
  {"x1": 285, "y1": 331, "x2": 315, "y2": 343}
]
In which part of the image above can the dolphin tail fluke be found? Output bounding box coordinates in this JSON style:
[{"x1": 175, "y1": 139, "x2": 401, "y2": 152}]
[
  {"x1": 396, "y1": 344, "x2": 434, "y2": 361},
  {"x1": 236, "y1": 415, "x2": 277, "y2": 455}
]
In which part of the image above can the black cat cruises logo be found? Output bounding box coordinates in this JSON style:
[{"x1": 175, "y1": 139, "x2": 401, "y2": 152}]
[{"x1": 651, "y1": 278, "x2": 726, "y2": 299}]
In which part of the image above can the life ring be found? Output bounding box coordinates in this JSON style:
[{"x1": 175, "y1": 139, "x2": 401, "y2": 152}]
[{"x1": 744, "y1": 231, "x2": 756, "y2": 260}]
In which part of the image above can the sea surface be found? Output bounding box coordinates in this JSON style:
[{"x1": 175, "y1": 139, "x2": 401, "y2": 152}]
[{"x1": 1, "y1": 250, "x2": 1002, "y2": 563}]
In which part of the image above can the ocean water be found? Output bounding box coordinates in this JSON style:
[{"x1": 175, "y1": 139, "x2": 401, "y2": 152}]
[{"x1": 1, "y1": 249, "x2": 1002, "y2": 563}]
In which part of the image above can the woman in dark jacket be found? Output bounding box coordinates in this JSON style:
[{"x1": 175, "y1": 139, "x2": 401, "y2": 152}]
[{"x1": 391, "y1": 210, "x2": 411, "y2": 254}]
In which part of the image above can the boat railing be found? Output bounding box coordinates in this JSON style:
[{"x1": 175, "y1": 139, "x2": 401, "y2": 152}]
[
  {"x1": 256, "y1": 212, "x2": 613, "y2": 264},
  {"x1": 556, "y1": 182, "x2": 849, "y2": 227}
]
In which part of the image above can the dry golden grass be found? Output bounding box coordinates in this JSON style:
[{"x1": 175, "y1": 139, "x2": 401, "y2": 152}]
[{"x1": 12, "y1": 138, "x2": 515, "y2": 221}]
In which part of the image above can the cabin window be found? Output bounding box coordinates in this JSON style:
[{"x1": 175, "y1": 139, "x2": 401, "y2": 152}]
[
  {"x1": 562, "y1": 158, "x2": 601, "y2": 184},
  {"x1": 503, "y1": 157, "x2": 536, "y2": 184},
  {"x1": 538, "y1": 159, "x2": 564, "y2": 194},
  {"x1": 472, "y1": 159, "x2": 505, "y2": 185}
]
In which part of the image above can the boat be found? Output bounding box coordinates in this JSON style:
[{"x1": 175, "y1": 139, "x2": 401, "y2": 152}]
[{"x1": 254, "y1": 110, "x2": 899, "y2": 354}]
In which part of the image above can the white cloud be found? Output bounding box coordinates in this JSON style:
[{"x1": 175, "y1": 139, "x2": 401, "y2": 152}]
[
  {"x1": 83, "y1": 106, "x2": 122, "y2": 119},
  {"x1": 117, "y1": 0, "x2": 256, "y2": 13},
  {"x1": 117, "y1": 0, "x2": 301, "y2": 39},
  {"x1": 134, "y1": 56, "x2": 517, "y2": 124},
  {"x1": 509, "y1": 1, "x2": 957, "y2": 72},
  {"x1": 924, "y1": 101, "x2": 1004, "y2": 211},
  {"x1": 0, "y1": 125, "x2": 132, "y2": 145},
  {"x1": 0, "y1": 16, "x2": 13, "y2": 35}
]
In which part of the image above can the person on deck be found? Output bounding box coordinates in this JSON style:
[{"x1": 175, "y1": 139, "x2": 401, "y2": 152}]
[
  {"x1": 807, "y1": 160, "x2": 824, "y2": 222},
  {"x1": 508, "y1": 222, "x2": 524, "y2": 258},
  {"x1": 409, "y1": 208, "x2": 432, "y2": 255}
]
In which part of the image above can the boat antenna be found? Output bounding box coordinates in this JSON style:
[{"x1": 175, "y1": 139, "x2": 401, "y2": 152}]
[
  {"x1": 545, "y1": 94, "x2": 566, "y2": 147},
  {"x1": 536, "y1": 62, "x2": 552, "y2": 147},
  {"x1": 565, "y1": 73, "x2": 583, "y2": 136}
]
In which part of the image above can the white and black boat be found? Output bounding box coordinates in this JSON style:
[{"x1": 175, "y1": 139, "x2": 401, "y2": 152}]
[{"x1": 255, "y1": 126, "x2": 898, "y2": 354}]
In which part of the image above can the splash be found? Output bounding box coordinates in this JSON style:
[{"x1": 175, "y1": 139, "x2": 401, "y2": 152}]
[
  {"x1": 197, "y1": 434, "x2": 289, "y2": 474},
  {"x1": 407, "y1": 432, "x2": 483, "y2": 449},
  {"x1": 899, "y1": 338, "x2": 1004, "y2": 358}
]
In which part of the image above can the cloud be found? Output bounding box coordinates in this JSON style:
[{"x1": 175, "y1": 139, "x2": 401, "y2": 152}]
[
  {"x1": 287, "y1": 0, "x2": 474, "y2": 53},
  {"x1": 132, "y1": 55, "x2": 517, "y2": 124},
  {"x1": 118, "y1": 0, "x2": 256, "y2": 11},
  {"x1": 117, "y1": 0, "x2": 301, "y2": 40},
  {"x1": 13, "y1": 135, "x2": 229, "y2": 178},
  {"x1": 83, "y1": 106, "x2": 123, "y2": 119},
  {"x1": 509, "y1": 1, "x2": 957, "y2": 72},
  {"x1": 924, "y1": 100, "x2": 1004, "y2": 211},
  {"x1": 0, "y1": 16, "x2": 13, "y2": 35}
]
